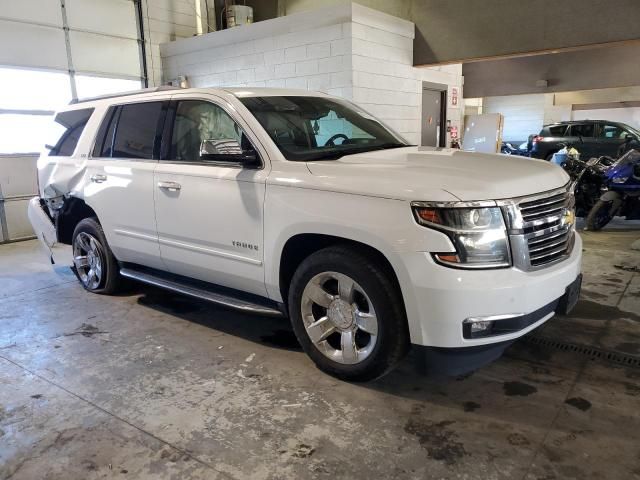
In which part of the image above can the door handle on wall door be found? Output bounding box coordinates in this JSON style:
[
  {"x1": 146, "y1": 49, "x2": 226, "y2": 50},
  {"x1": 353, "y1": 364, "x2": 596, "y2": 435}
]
[
  {"x1": 90, "y1": 174, "x2": 107, "y2": 183},
  {"x1": 157, "y1": 181, "x2": 182, "y2": 192}
]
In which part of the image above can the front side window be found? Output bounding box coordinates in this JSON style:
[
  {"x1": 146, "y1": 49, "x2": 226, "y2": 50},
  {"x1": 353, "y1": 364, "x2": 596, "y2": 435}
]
[
  {"x1": 169, "y1": 100, "x2": 242, "y2": 161},
  {"x1": 239, "y1": 96, "x2": 407, "y2": 161},
  {"x1": 569, "y1": 124, "x2": 595, "y2": 137},
  {"x1": 49, "y1": 108, "x2": 94, "y2": 156},
  {"x1": 112, "y1": 102, "x2": 164, "y2": 159},
  {"x1": 599, "y1": 124, "x2": 625, "y2": 139}
]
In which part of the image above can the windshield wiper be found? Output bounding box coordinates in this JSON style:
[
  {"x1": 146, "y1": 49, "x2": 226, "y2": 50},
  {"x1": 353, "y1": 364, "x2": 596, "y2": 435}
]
[
  {"x1": 307, "y1": 143, "x2": 410, "y2": 161},
  {"x1": 372, "y1": 142, "x2": 410, "y2": 150}
]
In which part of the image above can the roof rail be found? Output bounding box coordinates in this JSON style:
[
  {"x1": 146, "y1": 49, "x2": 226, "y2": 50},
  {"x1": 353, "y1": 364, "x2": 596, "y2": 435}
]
[{"x1": 69, "y1": 85, "x2": 182, "y2": 105}]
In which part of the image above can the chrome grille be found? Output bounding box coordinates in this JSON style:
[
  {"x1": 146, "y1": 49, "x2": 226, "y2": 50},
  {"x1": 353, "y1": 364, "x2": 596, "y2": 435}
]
[
  {"x1": 527, "y1": 226, "x2": 572, "y2": 267},
  {"x1": 519, "y1": 192, "x2": 566, "y2": 225},
  {"x1": 500, "y1": 184, "x2": 576, "y2": 271}
]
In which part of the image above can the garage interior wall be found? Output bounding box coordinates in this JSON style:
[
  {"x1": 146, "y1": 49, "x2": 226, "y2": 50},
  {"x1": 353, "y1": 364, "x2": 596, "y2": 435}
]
[
  {"x1": 161, "y1": 2, "x2": 463, "y2": 145},
  {"x1": 482, "y1": 95, "x2": 546, "y2": 143},
  {"x1": 472, "y1": 86, "x2": 640, "y2": 144}
]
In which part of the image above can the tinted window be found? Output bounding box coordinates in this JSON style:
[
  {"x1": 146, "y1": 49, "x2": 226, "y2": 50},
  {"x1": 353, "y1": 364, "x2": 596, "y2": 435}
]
[
  {"x1": 548, "y1": 125, "x2": 567, "y2": 136},
  {"x1": 49, "y1": 108, "x2": 94, "y2": 156},
  {"x1": 169, "y1": 100, "x2": 242, "y2": 161},
  {"x1": 600, "y1": 124, "x2": 625, "y2": 139},
  {"x1": 569, "y1": 124, "x2": 595, "y2": 137},
  {"x1": 112, "y1": 102, "x2": 164, "y2": 159}
]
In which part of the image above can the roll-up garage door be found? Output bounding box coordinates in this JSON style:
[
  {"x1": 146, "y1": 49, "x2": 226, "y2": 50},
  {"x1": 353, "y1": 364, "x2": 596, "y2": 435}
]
[{"x1": 0, "y1": 0, "x2": 144, "y2": 154}]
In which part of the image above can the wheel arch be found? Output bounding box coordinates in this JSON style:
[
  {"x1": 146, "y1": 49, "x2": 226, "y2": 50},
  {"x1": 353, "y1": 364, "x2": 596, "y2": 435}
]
[
  {"x1": 56, "y1": 196, "x2": 98, "y2": 245},
  {"x1": 276, "y1": 232, "x2": 409, "y2": 321}
]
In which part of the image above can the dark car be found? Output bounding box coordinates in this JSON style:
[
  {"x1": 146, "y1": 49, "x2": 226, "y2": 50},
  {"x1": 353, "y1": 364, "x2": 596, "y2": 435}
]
[{"x1": 531, "y1": 120, "x2": 640, "y2": 161}]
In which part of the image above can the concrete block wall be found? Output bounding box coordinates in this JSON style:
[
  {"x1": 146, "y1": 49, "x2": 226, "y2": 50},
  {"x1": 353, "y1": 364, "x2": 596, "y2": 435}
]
[
  {"x1": 161, "y1": 17, "x2": 353, "y2": 96},
  {"x1": 160, "y1": 2, "x2": 464, "y2": 145},
  {"x1": 348, "y1": 4, "x2": 463, "y2": 144}
]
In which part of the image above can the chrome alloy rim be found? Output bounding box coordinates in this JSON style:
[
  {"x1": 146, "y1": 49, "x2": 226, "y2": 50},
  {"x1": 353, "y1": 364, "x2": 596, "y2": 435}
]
[
  {"x1": 73, "y1": 232, "x2": 103, "y2": 290},
  {"x1": 300, "y1": 272, "x2": 378, "y2": 365}
]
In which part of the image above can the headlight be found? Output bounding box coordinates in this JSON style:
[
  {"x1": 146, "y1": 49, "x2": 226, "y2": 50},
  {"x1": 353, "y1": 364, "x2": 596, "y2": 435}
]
[
  {"x1": 611, "y1": 176, "x2": 629, "y2": 184},
  {"x1": 412, "y1": 205, "x2": 511, "y2": 269}
]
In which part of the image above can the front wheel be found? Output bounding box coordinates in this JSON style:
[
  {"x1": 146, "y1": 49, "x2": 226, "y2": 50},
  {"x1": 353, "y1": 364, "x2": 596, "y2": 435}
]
[
  {"x1": 72, "y1": 217, "x2": 121, "y2": 294},
  {"x1": 288, "y1": 245, "x2": 409, "y2": 382},
  {"x1": 585, "y1": 199, "x2": 616, "y2": 231}
]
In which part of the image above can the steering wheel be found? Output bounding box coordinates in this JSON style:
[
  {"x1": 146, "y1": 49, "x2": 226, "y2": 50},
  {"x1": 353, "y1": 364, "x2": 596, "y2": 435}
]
[{"x1": 324, "y1": 133, "x2": 349, "y2": 146}]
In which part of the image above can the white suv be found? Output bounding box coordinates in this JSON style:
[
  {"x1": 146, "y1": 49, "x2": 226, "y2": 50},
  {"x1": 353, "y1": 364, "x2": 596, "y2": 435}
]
[{"x1": 29, "y1": 87, "x2": 582, "y2": 381}]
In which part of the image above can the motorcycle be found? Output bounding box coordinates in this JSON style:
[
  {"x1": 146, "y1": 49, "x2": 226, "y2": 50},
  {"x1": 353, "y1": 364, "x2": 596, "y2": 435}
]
[
  {"x1": 584, "y1": 149, "x2": 640, "y2": 230},
  {"x1": 563, "y1": 154, "x2": 617, "y2": 217}
]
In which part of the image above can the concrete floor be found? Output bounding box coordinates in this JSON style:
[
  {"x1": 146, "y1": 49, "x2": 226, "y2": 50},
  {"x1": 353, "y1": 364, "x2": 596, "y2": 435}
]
[{"x1": 1, "y1": 225, "x2": 639, "y2": 480}]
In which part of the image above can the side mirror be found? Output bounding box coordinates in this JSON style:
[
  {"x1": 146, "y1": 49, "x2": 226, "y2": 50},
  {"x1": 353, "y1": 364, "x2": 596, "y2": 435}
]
[
  {"x1": 199, "y1": 139, "x2": 259, "y2": 167},
  {"x1": 625, "y1": 134, "x2": 635, "y2": 142}
]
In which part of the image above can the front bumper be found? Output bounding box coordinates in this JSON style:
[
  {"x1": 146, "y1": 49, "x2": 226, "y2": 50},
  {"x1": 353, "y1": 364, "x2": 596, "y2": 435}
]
[
  {"x1": 27, "y1": 196, "x2": 73, "y2": 265},
  {"x1": 401, "y1": 232, "x2": 582, "y2": 349}
]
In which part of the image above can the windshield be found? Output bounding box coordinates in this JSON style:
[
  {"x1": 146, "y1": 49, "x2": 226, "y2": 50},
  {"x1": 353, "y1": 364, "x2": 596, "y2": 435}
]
[
  {"x1": 622, "y1": 123, "x2": 640, "y2": 138},
  {"x1": 239, "y1": 96, "x2": 409, "y2": 161}
]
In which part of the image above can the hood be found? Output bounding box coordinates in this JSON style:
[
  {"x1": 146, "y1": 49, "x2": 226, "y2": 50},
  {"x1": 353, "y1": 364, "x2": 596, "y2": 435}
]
[{"x1": 306, "y1": 146, "x2": 569, "y2": 202}]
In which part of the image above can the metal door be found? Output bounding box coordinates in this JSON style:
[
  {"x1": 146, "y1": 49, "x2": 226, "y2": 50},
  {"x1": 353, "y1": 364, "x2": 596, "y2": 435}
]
[{"x1": 421, "y1": 89, "x2": 443, "y2": 147}]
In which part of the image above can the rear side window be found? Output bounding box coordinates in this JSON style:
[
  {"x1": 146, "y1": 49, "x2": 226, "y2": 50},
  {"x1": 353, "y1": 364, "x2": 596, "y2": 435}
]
[
  {"x1": 106, "y1": 102, "x2": 164, "y2": 159},
  {"x1": 547, "y1": 125, "x2": 567, "y2": 136},
  {"x1": 569, "y1": 124, "x2": 595, "y2": 137},
  {"x1": 49, "y1": 108, "x2": 94, "y2": 156}
]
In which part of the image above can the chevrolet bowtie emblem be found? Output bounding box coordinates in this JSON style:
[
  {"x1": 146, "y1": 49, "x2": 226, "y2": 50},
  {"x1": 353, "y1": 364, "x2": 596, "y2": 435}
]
[{"x1": 562, "y1": 209, "x2": 575, "y2": 226}]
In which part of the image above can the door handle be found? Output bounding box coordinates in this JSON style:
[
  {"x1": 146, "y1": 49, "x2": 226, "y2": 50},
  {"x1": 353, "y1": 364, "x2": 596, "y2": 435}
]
[
  {"x1": 158, "y1": 181, "x2": 181, "y2": 192},
  {"x1": 90, "y1": 174, "x2": 107, "y2": 183}
]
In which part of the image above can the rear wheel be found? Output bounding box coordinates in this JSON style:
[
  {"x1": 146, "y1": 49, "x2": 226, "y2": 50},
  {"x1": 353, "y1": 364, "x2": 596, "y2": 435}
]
[
  {"x1": 585, "y1": 199, "x2": 615, "y2": 231},
  {"x1": 72, "y1": 218, "x2": 121, "y2": 294},
  {"x1": 288, "y1": 245, "x2": 409, "y2": 381}
]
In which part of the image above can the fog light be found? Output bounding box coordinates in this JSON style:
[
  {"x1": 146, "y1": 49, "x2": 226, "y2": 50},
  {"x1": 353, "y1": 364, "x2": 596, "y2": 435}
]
[
  {"x1": 463, "y1": 317, "x2": 498, "y2": 339},
  {"x1": 470, "y1": 320, "x2": 492, "y2": 333}
]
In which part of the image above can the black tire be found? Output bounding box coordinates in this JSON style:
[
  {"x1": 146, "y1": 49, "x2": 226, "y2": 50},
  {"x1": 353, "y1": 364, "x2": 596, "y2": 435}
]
[
  {"x1": 71, "y1": 217, "x2": 121, "y2": 294},
  {"x1": 288, "y1": 245, "x2": 409, "y2": 382},
  {"x1": 585, "y1": 199, "x2": 615, "y2": 231}
]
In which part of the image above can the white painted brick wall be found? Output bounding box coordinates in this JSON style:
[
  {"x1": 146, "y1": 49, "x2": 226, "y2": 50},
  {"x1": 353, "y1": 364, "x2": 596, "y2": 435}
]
[
  {"x1": 160, "y1": 2, "x2": 463, "y2": 145},
  {"x1": 163, "y1": 20, "x2": 353, "y2": 94}
]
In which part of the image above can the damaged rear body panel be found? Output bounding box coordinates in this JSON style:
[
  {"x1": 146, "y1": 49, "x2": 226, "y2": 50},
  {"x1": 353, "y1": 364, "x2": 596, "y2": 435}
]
[
  {"x1": 32, "y1": 92, "x2": 168, "y2": 269},
  {"x1": 31, "y1": 155, "x2": 91, "y2": 266},
  {"x1": 31, "y1": 103, "x2": 105, "y2": 265}
]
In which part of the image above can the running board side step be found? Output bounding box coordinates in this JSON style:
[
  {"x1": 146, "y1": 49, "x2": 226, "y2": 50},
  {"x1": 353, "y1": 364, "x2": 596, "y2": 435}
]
[{"x1": 120, "y1": 267, "x2": 284, "y2": 317}]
